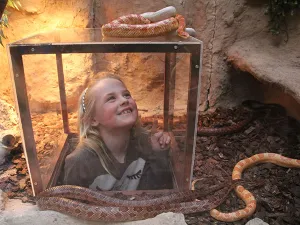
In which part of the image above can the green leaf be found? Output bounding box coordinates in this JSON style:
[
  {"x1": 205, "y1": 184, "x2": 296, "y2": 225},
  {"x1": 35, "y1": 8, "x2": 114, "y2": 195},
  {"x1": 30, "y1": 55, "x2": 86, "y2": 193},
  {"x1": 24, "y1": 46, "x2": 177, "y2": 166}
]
[
  {"x1": 7, "y1": 0, "x2": 21, "y2": 10},
  {"x1": 2, "y1": 15, "x2": 8, "y2": 25},
  {"x1": 15, "y1": 1, "x2": 22, "y2": 8},
  {"x1": 0, "y1": 37, "x2": 4, "y2": 47},
  {"x1": 0, "y1": 29, "x2": 7, "y2": 39},
  {"x1": 1, "y1": 0, "x2": 22, "y2": 47}
]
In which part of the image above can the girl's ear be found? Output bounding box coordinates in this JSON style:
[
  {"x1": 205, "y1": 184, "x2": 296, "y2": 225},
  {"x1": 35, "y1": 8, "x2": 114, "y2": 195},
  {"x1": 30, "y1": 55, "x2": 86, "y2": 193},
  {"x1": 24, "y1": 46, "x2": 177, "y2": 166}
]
[{"x1": 91, "y1": 117, "x2": 99, "y2": 127}]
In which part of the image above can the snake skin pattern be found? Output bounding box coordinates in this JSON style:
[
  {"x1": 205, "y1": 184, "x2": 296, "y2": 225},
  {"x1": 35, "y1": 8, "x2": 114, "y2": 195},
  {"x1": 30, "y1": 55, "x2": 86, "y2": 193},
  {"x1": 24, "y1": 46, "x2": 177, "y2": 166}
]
[
  {"x1": 210, "y1": 153, "x2": 300, "y2": 222},
  {"x1": 37, "y1": 183, "x2": 232, "y2": 222},
  {"x1": 197, "y1": 115, "x2": 253, "y2": 136},
  {"x1": 101, "y1": 14, "x2": 189, "y2": 38},
  {"x1": 197, "y1": 100, "x2": 284, "y2": 136},
  {"x1": 38, "y1": 101, "x2": 295, "y2": 222}
]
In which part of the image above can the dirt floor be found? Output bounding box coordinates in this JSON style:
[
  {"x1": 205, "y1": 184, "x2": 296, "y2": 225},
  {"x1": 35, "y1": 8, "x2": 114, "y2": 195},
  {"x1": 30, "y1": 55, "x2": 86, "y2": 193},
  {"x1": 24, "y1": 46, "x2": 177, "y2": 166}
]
[
  {"x1": 0, "y1": 102, "x2": 300, "y2": 224},
  {"x1": 186, "y1": 102, "x2": 300, "y2": 225}
]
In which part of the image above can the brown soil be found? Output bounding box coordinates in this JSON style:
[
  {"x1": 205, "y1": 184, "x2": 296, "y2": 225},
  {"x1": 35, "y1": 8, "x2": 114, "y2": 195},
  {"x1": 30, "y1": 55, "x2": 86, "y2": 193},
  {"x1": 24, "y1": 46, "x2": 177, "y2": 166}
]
[
  {"x1": 1, "y1": 102, "x2": 300, "y2": 224},
  {"x1": 186, "y1": 103, "x2": 300, "y2": 225}
]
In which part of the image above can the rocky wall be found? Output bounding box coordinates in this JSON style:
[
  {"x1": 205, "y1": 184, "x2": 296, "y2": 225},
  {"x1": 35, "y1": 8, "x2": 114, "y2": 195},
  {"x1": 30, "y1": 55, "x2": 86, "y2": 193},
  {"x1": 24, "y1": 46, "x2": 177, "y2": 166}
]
[{"x1": 0, "y1": 0, "x2": 299, "y2": 116}]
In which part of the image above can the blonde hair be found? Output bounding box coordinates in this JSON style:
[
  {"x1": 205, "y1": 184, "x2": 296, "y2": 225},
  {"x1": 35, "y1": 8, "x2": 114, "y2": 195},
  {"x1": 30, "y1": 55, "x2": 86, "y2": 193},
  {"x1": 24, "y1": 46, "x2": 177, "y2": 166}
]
[{"x1": 77, "y1": 74, "x2": 141, "y2": 176}]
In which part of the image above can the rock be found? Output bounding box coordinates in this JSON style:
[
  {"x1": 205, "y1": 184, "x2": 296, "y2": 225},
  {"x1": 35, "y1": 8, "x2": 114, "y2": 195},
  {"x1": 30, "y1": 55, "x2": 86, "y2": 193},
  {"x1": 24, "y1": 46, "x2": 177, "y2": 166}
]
[
  {"x1": 226, "y1": 36, "x2": 300, "y2": 121},
  {"x1": 224, "y1": 16, "x2": 234, "y2": 27},
  {"x1": 0, "y1": 189, "x2": 8, "y2": 210},
  {"x1": 245, "y1": 218, "x2": 269, "y2": 225},
  {"x1": 23, "y1": 6, "x2": 39, "y2": 14},
  {"x1": 1, "y1": 133, "x2": 18, "y2": 148},
  {"x1": 0, "y1": 100, "x2": 20, "y2": 166},
  {"x1": 0, "y1": 168, "x2": 17, "y2": 180},
  {"x1": 18, "y1": 168, "x2": 28, "y2": 175},
  {"x1": 0, "y1": 146, "x2": 8, "y2": 165},
  {"x1": 244, "y1": 126, "x2": 256, "y2": 135},
  {"x1": 19, "y1": 178, "x2": 27, "y2": 190},
  {"x1": 21, "y1": 197, "x2": 29, "y2": 203},
  {"x1": 0, "y1": 198, "x2": 187, "y2": 225},
  {"x1": 9, "y1": 176, "x2": 19, "y2": 184}
]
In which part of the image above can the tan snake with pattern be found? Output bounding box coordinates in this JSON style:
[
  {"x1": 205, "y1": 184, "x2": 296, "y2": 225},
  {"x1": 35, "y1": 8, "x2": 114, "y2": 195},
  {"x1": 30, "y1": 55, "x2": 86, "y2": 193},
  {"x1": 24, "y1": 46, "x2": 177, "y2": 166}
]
[
  {"x1": 101, "y1": 6, "x2": 192, "y2": 38},
  {"x1": 37, "y1": 155, "x2": 300, "y2": 222},
  {"x1": 37, "y1": 182, "x2": 232, "y2": 222}
]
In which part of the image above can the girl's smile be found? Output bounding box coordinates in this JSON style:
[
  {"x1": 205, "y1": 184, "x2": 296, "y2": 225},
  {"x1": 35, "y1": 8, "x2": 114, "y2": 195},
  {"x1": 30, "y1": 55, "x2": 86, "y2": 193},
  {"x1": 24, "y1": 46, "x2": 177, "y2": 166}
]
[{"x1": 118, "y1": 107, "x2": 133, "y2": 115}]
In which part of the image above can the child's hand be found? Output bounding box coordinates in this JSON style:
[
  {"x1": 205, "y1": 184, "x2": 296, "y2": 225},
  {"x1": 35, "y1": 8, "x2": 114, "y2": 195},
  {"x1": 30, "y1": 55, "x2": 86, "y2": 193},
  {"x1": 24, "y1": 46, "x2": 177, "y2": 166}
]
[{"x1": 150, "y1": 120, "x2": 171, "y2": 151}]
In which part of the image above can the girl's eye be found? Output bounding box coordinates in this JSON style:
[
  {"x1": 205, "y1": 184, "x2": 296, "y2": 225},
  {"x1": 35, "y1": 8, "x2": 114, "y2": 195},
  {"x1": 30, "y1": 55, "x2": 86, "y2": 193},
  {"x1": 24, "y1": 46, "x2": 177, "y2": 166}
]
[
  {"x1": 106, "y1": 96, "x2": 115, "y2": 102},
  {"x1": 124, "y1": 93, "x2": 131, "y2": 98}
]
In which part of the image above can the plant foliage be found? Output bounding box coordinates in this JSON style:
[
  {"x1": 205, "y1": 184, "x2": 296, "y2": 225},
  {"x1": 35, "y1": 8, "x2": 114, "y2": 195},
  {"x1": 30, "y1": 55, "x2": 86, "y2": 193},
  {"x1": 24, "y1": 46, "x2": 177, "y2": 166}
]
[
  {"x1": 266, "y1": 0, "x2": 299, "y2": 35},
  {"x1": 0, "y1": 0, "x2": 21, "y2": 46}
]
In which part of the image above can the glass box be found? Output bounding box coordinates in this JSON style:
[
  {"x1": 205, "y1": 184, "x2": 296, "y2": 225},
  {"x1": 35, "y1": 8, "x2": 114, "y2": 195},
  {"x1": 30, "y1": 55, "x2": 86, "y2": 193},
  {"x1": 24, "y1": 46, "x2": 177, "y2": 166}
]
[{"x1": 7, "y1": 29, "x2": 202, "y2": 196}]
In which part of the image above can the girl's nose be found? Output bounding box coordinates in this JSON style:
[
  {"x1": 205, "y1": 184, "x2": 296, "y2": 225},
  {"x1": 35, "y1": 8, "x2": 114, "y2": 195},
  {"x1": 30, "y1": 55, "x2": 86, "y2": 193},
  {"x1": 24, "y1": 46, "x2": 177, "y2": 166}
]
[{"x1": 120, "y1": 97, "x2": 129, "y2": 105}]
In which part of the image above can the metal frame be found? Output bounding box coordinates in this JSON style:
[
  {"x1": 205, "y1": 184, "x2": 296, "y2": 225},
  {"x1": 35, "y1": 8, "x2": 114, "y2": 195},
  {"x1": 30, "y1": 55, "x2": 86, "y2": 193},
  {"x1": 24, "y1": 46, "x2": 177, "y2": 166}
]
[{"x1": 8, "y1": 32, "x2": 202, "y2": 196}]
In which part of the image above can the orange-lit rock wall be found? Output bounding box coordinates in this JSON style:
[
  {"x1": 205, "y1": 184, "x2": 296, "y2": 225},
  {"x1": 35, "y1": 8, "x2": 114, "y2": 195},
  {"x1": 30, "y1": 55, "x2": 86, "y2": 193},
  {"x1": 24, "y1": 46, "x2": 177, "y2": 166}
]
[
  {"x1": 1, "y1": 0, "x2": 299, "y2": 118},
  {"x1": 1, "y1": 1, "x2": 193, "y2": 117},
  {"x1": 0, "y1": 0, "x2": 92, "y2": 103}
]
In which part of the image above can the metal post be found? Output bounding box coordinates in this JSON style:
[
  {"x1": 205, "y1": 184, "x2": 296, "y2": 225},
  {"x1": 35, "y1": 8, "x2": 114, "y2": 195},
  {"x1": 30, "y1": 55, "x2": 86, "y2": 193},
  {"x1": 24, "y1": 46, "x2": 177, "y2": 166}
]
[
  {"x1": 8, "y1": 47, "x2": 43, "y2": 195},
  {"x1": 184, "y1": 47, "x2": 202, "y2": 189},
  {"x1": 56, "y1": 54, "x2": 70, "y2": 134},
  {"x1": 164, "y1": 53, "x2": 176, "y2": 131}
]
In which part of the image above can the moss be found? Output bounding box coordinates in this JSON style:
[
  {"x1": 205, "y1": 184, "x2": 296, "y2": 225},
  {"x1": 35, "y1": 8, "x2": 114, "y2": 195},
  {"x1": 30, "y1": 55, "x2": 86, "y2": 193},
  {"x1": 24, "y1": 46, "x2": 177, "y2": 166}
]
[
  {"x1": 266, "y1": 0, "x2": 300, "y2": 35},
  {"x1": 0, "y1": 0, "x2": 21, "y2": 46}
]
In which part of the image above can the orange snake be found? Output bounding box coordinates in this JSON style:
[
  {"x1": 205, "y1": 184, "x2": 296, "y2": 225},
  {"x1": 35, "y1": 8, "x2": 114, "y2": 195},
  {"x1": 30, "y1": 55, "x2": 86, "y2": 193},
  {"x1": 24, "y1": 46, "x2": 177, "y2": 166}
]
[
  {"x1": 209, "y1": 153, "x2": 300, "y2": 222},
  {"x1": 101, "y1": 7, "x2": 190, "y2": 38}
]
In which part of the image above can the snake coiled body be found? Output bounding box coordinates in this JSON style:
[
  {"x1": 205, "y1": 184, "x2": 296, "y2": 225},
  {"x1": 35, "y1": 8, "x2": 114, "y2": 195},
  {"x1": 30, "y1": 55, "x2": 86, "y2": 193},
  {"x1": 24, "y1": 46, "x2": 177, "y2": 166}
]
[
  {"x1": 37, "y1": 100, "x2": 299, "y2": 222},
  {"x1": 210, "y1": 153, "x2": 300, "y2": 222},
  {"x1": 37, "y1": 183, "x2": 231, "y2": 222},
  {"x1": 37, "y1": 155, "x2": 300, "y2": 222},
  {"x1": 197, "y1": 100, "x2": 285, "y2": 136},
  {"x1": 197, "y1": 115, "x2": 253, "y2": 136},
  {"x1": 101, "y1": 7, "x2": 190, "y2": 38}
]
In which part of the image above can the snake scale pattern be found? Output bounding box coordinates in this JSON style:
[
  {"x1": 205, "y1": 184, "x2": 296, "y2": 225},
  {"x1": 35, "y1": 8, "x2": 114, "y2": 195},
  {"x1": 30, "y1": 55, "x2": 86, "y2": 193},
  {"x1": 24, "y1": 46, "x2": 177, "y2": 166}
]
[
  {"x1": 37, "y1": 153, "x2": 300, "y2": 222},
  {"x1": 37, "y1": 183, "x2": 232, "y2": 222},
  {"x1": 210, "y1": 153, "x2": 300, "y2": 222},
  {"x1": 101, "y1": 6, "x2": 189, "y2": 38}
]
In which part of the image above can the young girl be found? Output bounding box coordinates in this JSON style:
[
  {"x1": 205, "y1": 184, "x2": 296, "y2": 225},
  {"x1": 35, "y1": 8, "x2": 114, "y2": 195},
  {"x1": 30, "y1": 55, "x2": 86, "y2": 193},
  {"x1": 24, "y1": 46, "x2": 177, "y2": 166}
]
[{"x1": 63, "y1": 74, "x2": 173, "y2": 191}]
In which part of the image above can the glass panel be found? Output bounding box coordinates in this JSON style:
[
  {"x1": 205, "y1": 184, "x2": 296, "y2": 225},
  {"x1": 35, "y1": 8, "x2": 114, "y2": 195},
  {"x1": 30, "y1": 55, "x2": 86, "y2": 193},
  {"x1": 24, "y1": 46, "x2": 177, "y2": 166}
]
[
  {"x1": 10, "y1": 28, "x2": 201, "y2": 45},
  {"x1": 57, "y1": 52, "x2": 194, "y2": 191},
  {"x1": 22, "y1": 54, "x2": 71, "y2": 188},
  {"x1": 12, "y1": 36, "x2": 200, "y2": 192},
  {"x1": 168, "y1": 53, "x2": 190, "y2": 189}
]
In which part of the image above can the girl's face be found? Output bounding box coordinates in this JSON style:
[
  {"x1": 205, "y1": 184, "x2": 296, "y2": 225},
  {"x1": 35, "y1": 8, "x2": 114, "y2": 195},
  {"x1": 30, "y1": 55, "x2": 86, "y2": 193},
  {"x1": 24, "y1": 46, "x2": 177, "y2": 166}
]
[{"x1": 91, "y1": 78, "x2": 138, "y2": 131}]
